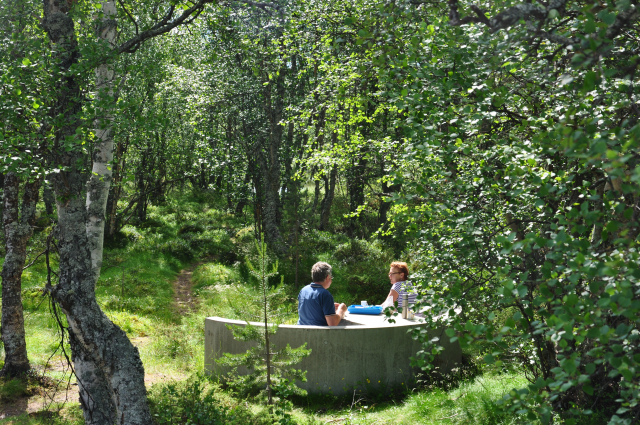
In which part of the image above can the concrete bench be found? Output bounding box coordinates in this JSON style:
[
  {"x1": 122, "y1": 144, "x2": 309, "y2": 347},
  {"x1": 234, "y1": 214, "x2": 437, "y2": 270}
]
[{"x1": 204, "y1": 312, "x2": 461, "y2": 395}]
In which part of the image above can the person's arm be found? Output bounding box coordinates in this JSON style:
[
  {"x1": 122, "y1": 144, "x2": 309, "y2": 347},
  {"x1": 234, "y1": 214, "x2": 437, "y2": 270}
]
[
  {"x1": 381, "y1": 288, "x2": 399, "y2": 308},
  {"x1": 390, "y1": 288, "x2": 399, "y2": 302},
  {"x1": 325, "y1": 303, "x2": 347, "y2": 326}
]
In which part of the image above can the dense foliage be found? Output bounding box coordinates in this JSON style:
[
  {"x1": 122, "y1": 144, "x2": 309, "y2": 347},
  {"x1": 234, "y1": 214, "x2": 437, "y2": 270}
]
[
  {"x1": 298, "y1": 0, "x2": 640, "y2": 423},
  {"x1": 2, "y1": 0, "x2": 640, "y2": 423}
]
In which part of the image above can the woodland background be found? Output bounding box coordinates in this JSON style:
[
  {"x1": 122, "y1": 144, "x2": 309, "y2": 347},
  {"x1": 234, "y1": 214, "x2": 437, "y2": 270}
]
[{"x1": 0, "y1": 0, "x2": 639, "y2": 424}]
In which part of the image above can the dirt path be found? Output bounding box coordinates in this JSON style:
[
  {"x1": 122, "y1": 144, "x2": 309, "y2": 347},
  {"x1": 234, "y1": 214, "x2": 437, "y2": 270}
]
[
  {"x1": 173, "y1": 260, "x2": 204, "y2": 314},
  {"x1": 0, "y1": 260, "x2": 205, "y2": 420}
]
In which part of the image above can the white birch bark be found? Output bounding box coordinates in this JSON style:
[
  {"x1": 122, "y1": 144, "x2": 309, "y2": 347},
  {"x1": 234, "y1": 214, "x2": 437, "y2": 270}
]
[
  {"x1": 86, "y1": 0, "x2": 116, "y2": 282},
  {"x1": 43, "y1": 0, "x2": 152, "y2": 423}
]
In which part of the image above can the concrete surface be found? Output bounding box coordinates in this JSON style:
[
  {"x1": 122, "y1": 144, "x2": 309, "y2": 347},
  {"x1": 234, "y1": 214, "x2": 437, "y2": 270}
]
[{"x1": 204, "y1": 312, "x2": 462, "y2": 395}]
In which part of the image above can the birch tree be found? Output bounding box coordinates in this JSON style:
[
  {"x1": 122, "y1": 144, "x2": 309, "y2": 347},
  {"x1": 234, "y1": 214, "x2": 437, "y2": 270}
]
[
  {"x1": 39, "y1": 0, "x2": 244, "y2": 422},
  {"x1": 0, "y1": 0, "x2": 50, "y2": 378},
  {"x1": 1, "y1": 174, "x2": 40, "y2": 377}
]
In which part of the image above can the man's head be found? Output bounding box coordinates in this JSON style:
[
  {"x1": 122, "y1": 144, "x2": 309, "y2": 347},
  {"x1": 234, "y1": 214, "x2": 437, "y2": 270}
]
[{"x1": 311, "y1": 262, "x2": 333, "y2": 288}]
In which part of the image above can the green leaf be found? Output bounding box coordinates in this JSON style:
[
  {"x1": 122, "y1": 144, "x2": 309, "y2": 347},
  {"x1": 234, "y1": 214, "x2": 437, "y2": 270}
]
[
  {"x1": 598, "y1": 11, "x2": 616, "y2": 26},
  {"x1": 584, "y1": 71, "x2": 597, "y2": 91}
]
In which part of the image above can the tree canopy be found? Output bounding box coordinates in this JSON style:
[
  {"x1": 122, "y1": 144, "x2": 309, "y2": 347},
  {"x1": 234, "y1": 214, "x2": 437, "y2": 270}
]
[{"x1": 1, "y1": 0, "x2": 639, "y2": 423}]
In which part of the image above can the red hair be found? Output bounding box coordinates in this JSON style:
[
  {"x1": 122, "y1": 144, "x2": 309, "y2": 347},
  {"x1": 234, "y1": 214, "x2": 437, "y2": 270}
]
[{"x1": 390, "y1": 262, "x2": 409, "y2": 281}]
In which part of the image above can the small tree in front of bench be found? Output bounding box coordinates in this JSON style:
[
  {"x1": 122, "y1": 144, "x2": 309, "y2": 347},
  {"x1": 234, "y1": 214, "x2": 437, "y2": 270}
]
[{"x1": 216, "y1": 235, "x2": 310, "y2": 405}]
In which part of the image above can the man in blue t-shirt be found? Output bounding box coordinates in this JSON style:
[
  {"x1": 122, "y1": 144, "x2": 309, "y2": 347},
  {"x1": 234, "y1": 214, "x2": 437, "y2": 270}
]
[{"x1": 297, "y1": 262, "x2": 347, "y2": 326}]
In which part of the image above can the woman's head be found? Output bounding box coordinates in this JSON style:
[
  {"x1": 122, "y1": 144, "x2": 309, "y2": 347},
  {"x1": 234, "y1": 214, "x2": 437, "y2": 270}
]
[{"x1": 389, "y1": 261, "x2": 409, "y2": 283}]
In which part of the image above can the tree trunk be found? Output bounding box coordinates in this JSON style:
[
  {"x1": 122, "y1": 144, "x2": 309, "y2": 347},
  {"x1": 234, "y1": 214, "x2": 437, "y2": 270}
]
[
  {"x1": 319, "y1": 165, "x2": 337, "y2": 231},
  {"x1": 0, "y1": 173, "x2": 4, "y2": 223},
  {"x1": 135, "y1": 168, "x2": 147, "y2": 222},
  {"x1": 43, "y1": 182, "x2": 55, "y2": 216},
  {"x1": 347, "y1": 157, "x2": 367, "y2": 236},
  {"x1": 42, "y1": 1, "x2": 152, "y2": 424},
  {"x1": 379, "y1": 162, "x2": 401, "y2": 230},
  {"x1": 106, "y1": 138, "x2": 126, "y2": 237},
  {"x1": 312, "y1": 175, "x2": 320, "y2": 214},
  {"x1": 234, "y1": 170, "x2": 251, "y2": 216},
  {"x1": 259, "y1": 66, "x2": 286, "y2": 252},
  {"x1": 1, "y1": 173, "x2": 40, "y2": 377}
]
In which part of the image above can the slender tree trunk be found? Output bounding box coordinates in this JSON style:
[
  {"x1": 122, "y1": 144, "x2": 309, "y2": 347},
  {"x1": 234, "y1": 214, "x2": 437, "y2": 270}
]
[
  {"x1": 347, "y1": 157, "x2": 367, "y2": 235},
  {"x1": 235, "y1": 170, "x2": 251, "y2": 215},
  {"x1": 43, "y1": 1, "x2": 152, "y2": 424},
  {"x1": 379, "y1": 161, "x2": 401, "y2": 230},
  {"x1": 259, "y1": 66, "x2": 286, "y2": 252},
  {"x1": 43, "y1": 182, "x2": 55, "y2": 216},
  {"x1": 1, "y1": 173, "x2": 40, "y2": 377},
  {"x1": 0, "y1": 173, "x2": 5, "y2": 222},
  {"x1": 281, "y1": 121, "x2": 295, "y2": 207},
  {"x1": 319, "y1": 165, "x2": 337, "y2": 231},
  {"x1": 312, "y1": 176, "x2": 320, "y2": 213},
  {"x1": 150, "y1": 132, "x2": 166, "y2": 204},
  {"x1": 106, "y1": 139, "x2": 126, "y2": 237},
  {"x1": 135, "y1": 167, "x2": 147, "y2": 222}
]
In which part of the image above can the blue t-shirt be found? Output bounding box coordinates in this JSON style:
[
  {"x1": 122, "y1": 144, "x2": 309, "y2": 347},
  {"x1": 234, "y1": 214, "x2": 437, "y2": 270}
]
[{"x1": 297, "y1": 283, "x2": 336, "y2": 326}]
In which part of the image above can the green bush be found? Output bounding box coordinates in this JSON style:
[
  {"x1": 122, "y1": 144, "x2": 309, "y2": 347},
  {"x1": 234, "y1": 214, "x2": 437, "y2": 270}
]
[
  {"x1": 149, "y1": 376, "x2": 228, "y2": 425},
  {"x1": 120, "y1": 225, "x2": 144, "y2": 242},
  {"x1": 0, "y1": 378, "x2": 29, "y2": 401},
  {"x1": 177, "y1": 223, "x2": 205, "y2": 236},
  {"x1": 159, "y1": 238, "x2": 196, "y2": 260},
  {"x1": 148, "y1": 374, "x2": 277, "y2": 425},
  {"x1": 331, "y1": 239, "x2": 393, "y2": 303}
]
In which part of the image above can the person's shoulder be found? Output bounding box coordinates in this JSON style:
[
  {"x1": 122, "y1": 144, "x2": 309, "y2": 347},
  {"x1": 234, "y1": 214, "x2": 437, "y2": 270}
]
[{"x1": 299, "y1": 283, "x2": 314, "y2": 294}]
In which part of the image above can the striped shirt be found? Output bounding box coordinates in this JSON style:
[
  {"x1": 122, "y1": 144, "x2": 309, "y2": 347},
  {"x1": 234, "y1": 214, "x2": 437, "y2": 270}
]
[{"x1": 391, "y1": 281, "x2": 417, "y2": 308}]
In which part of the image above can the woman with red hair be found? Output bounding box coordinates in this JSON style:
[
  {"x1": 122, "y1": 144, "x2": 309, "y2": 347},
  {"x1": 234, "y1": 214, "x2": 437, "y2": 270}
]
[{"x1": 380, "y1": 261, "x2": 417, "y2": 309}]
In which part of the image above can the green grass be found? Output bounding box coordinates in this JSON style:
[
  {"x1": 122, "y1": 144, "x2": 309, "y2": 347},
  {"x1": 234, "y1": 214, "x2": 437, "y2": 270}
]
[{"x1": 289, "y1": 373, "x2": 530, "y2": 425}]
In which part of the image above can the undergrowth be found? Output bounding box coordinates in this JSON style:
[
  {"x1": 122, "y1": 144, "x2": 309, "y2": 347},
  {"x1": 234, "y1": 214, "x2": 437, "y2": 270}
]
[{"x1": 0, "y1": 190, "x2": 544, "y2": 424}]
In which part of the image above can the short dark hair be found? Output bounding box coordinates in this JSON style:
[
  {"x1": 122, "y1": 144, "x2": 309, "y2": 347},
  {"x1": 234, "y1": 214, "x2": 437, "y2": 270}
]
[{"x1": 311, "y1": 262, "x2": 332, "y2": 283}]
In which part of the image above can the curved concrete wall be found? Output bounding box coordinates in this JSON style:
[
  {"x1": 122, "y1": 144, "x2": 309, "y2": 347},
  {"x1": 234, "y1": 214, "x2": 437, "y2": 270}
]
[{"x1": 204, "y1": 314, "x2": 461, "y2": 395}]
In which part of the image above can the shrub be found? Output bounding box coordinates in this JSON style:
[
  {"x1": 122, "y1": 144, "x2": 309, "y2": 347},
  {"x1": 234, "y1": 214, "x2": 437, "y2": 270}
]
[
  {"x1": 120, "y1": 225, "x2": 144, "y2": 242},
  {"x1": 331, "y1": 239, "x2": 393, "y2": 302},
  {"x1": 159, "y1": 238, "x2": 195, "y2": 261},
  {"x1": 149, "y1": 375, "x2": 228, "y2": 425},
  {"x1": 0, "y1": 378, "x2": 29, "y2": 401},
  {"x1": 148, "y1": 374, "x2": 278, "y2": 425},
  {"x1": 177, "y1": 223, "x2": 205, "y2": 236}
]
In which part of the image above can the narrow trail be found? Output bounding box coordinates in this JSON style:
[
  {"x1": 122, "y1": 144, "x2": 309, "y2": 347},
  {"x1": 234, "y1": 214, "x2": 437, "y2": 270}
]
[
  {"x1": 0, "y1": 259, "x2": 207, "y2": 420},
  {"x1": 172, "y1": 260, "x2": 203, "y2": 315}
]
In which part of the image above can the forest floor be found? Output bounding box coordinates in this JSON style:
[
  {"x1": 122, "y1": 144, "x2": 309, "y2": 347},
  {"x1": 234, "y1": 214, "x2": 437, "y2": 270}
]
[{"x1": 0, "y1": 259, "x2": 201, "y2": 422}]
